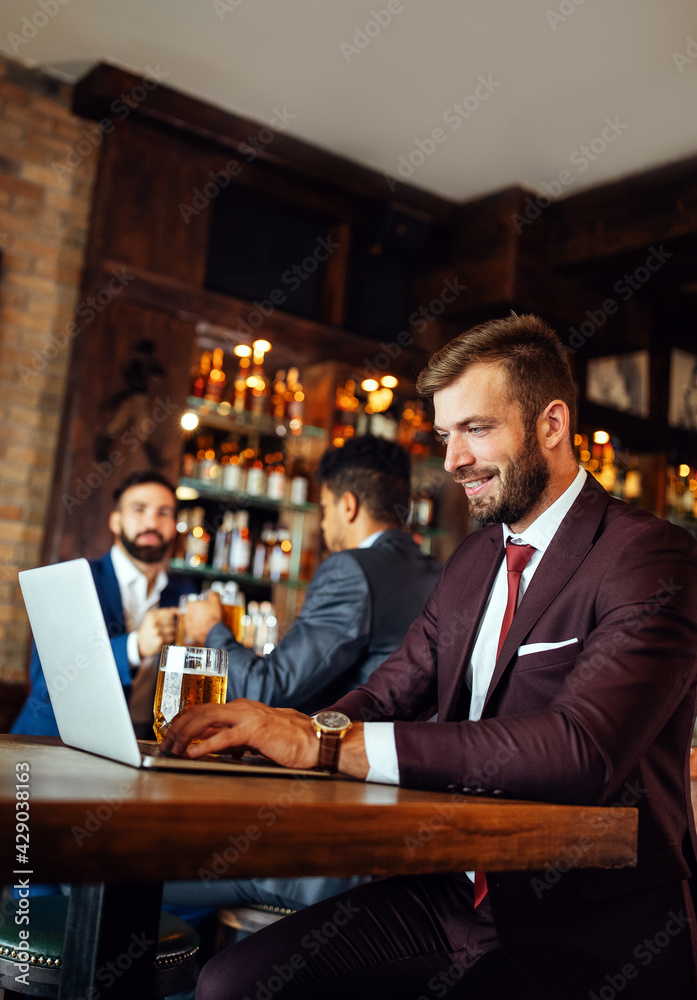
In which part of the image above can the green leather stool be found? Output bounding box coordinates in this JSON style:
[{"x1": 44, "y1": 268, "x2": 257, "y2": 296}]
[{"x1": 0, "y1": 896, "x2": 199, "y2": 998}]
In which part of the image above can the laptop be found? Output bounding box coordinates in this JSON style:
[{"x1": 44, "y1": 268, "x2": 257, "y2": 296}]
[{"x1": 18, "y1": 558, "x2": 331, "y2": 778}]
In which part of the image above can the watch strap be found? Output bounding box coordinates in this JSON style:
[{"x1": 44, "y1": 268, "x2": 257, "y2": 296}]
[{"x1": 316, "y1": 731, "x2": 342, "y2": 773}]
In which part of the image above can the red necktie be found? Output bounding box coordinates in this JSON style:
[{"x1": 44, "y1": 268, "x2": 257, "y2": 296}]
[{"x1": 475, "y1": 539, "x2": 536, "y2": 908}]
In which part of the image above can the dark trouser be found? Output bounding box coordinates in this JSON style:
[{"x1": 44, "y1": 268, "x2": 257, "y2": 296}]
[{"x1": 196, "y1": 874, "x2": 538, "y2": 1000}]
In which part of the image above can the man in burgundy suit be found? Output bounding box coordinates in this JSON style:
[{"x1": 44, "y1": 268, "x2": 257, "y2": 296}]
[{"x1": 164, "y1": 315, "x2": 697, "y2": 1000}]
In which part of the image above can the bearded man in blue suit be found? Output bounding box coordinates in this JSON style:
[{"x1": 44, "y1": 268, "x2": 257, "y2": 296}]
[{"x1": 12, "y1": 470, "x2": 189, "y2": 739}]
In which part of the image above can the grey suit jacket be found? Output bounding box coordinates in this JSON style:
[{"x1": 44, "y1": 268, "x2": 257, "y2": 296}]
[{"x1": 207, "y1": 528, "x2": 442, "y2": 714}]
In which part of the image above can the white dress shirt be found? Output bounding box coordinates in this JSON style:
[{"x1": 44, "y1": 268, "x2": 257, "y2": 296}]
[
  {"x1": 109, "y1": 544, "x2": 169, "y2": 727},
  {"x1": 364, "y1": 467, "x2": 587, "y2": 784}
]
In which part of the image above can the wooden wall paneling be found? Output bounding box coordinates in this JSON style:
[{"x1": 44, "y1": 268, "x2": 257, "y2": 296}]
[
  {"x1": 90, "y1": 121, "x2": 213, "y2": 285},
  {"x1": 95, "y1": 258, "x2": 430, "y2": 379},
  {"x1": 537, "y1": 155, "x2": 697, "y2": 267},
  {"x1": 72, "y1": 63, "x2": 456, "y2": 229},
  {"x1": 46, "y1": 299, "x2": 195, "y2": 563},
  {"x1": 319, "y1": 222, "x2": 352, "y2": 326}
]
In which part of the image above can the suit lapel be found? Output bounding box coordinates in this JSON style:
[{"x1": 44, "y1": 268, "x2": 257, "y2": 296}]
[
  {"x1": 440, "y1": 530, "x2": 504, "y2": 720},
  {"x1": 482, "y1": 475, "x2": 610, "y2": 714},
  {"x1": 93, "y1": 552, "x2": 127, "y2": 635}
]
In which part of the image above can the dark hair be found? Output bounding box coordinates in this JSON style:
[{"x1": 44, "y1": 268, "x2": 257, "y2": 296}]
[
  {"x1": 112, "y1": 470, "x2": 177, "y2": 508},
  {"x1": 416, "y1": 313, "x2": 577, "y2": 438},
  {"x1": 318, "y1": 435, "x2": 411, "y2": 524}
]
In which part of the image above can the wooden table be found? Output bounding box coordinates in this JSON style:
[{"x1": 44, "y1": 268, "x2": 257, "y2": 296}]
[{"x1": 0, "y1": 735, "x2": 638, "y2": 999}]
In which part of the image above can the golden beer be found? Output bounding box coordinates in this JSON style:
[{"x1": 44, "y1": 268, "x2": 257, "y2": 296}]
[
  {"x1": 221, "y1": 602, "x2": 244, "y2": 642},
  {"x1": 153, "y1": 646, "x2": 228, "y2": 743}
]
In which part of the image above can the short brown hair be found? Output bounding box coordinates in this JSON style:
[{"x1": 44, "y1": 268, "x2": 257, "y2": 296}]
[{"x1": 416, "y1": 313, "x2": 577, "y2": 437}]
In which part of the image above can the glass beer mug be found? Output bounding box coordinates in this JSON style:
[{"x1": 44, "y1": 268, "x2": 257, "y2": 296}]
[{"x1": 153, "y1": 645, "x2": 228, "y2": 743}]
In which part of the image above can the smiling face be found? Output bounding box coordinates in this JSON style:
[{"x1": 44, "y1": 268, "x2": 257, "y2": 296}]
[
  {"x1": 433, "y1": 363, "x2": 551, "y2": 532},
  {"x1": 108, "y1": 482, "x2": 177, "y2": 565}
]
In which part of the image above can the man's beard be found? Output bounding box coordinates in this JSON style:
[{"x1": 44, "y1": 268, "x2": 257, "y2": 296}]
[
  {"x1": 119, "y1": 530, "x2": 170, "y2": 564},
  {"x1": 459, "y1": 435, "x2": 551, "y2": 527}
]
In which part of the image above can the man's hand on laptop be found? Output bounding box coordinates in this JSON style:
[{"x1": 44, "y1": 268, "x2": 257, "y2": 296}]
[
  {"x1": 160, "y1": 699, "x2": 369, "y2": 778},
  {"x1": 138, "y1": 607, "x2": 177, "y2": 657}
]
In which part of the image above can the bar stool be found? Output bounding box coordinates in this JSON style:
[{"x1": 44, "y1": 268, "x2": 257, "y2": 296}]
[
  {"x1": 0, "y1": 896, "x2": 199, "y2": 998},
  {"x1": 215, "y1": 904, "x2": 296, "y2": 951}
]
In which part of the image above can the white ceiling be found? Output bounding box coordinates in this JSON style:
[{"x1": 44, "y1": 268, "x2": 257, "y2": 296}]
[{"x1": 2, "y1": 0, "x2": 697, "y2": 202}]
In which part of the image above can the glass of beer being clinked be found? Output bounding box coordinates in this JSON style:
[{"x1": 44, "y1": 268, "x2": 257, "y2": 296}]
[{"x1": 153, "y1": 645, "x2": 228, "y2": 743}]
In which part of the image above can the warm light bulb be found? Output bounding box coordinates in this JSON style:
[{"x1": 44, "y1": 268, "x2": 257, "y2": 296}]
[
  {"x1": 252, "y1": 339, "x2": 271, "y2": 354},
  {"x1": 679, "y1": 464, "x2": 691, "y2": 477},
  {"x1": 381, "y1": 375, "x2": 398, "y2": 388},
  {"x1": 234, "y1": 345, "x2": 252, "y2": 357},
  {"x1": 181, "y1": 412, "x2": 199, "y2": 431},
  {"x1": 593, "y1": 431, "x2": 610, "y2": 445},
  {"x1": 361, "y1": 379, "x2": 379, "y2": 392}
]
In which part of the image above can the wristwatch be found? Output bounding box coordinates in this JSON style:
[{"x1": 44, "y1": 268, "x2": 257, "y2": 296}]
[{"x1": 310, "y1": 711, "x2": 353, "y2": 773}]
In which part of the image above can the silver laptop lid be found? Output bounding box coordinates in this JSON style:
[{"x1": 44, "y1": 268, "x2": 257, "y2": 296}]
[{"x1": 19, "y1": 558, "x2": 142, "y2": 767}]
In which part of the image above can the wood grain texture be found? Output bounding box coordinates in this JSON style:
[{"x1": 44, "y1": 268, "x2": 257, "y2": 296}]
[{"x1": 0, "y1": 736, "x2": 637, "y2": 884}]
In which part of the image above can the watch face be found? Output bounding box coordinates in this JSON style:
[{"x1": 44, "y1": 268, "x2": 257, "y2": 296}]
[{"x1": 313, "y1": 711, "x2": 350, "y2": 732}]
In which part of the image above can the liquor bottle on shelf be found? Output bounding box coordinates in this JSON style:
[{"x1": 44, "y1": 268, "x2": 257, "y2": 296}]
[
  {"x1": 246, "y1": 450, "x2": 267, "y2": 496},
  {"x1": 184, "y1": 507, "x2": 210, "y2": 567},
  {"x1": 248, "y1": 341, "x2": 272, "y2": 415},
  {"x1": 252, "y1": 523, "x2": 274, "y2": 578},
  {"x1": 173, "y1": 508, "x2": 190, "y2": 561},
  {"x1": 266, "y1": 453, "x2": 287, "y2": 501},
  {"x1": 232, "y1": 345, "x2": 252, "y2": 412},
  {"x1": 204, "y1": 348, "x2": 226, "y2": 403},
  {"x1": 289, "y1": 455, "x2": 310, "y2": 505},
  {"x1": 271, "y1": 370, "x2": 287, "y2": 421},
  {"x1": 198, "y1": 445, "x2": 222, "y2": 483},
  {"x1": 332, "y1": 380, "x2": 359, "y2": 445},
  {"x1": 212, "y1": 511, "x2": 235, "y2": 572},
  {"x1": 269, "y1": 527, "x2": 292, "y2": 581},
  {"x1": 223, "y1": 451, "x2": 245, "y2": 493},
  {"x1": 229, "y1": 511, "x2": 252, "y2": 575},
  {"x1": 286, "y1": 368, "x2": 305, "y2": 430},
  {"x1": 191, "y1": 351, "x2": 212, "y2": 398}
]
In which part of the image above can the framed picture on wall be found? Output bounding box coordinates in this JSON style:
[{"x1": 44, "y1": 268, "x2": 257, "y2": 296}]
[
  {"x1": 586, "y1": 351, "x2": 649, "y2": 418},
  {"x1": 668, "y1": 348, "x2": 697, "y2": 431}
]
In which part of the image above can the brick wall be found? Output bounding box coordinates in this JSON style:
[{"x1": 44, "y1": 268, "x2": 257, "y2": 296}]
[{"x1": 0, "y1": 56, "x2": 97, "y2": 687}]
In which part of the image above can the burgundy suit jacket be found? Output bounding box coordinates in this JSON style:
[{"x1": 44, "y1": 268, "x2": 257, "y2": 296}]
[{"x1": 332, "y1": 475, "x2": 697, "y2": 999}]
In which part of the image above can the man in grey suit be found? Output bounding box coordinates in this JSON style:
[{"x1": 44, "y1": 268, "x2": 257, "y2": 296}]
[{"x1": 164, "y1": 434, "x2": 441, "y2": 912}]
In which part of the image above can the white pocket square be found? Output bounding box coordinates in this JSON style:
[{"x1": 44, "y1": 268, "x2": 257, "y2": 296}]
[{"x1": 517, "y1": 638, "x2": 579, "y2": 656}]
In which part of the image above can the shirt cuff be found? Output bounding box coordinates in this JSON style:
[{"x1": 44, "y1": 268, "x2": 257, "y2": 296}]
[
  {"x1": 363, "y1": 723, "x2": 399, "y2": 784},
  {"x1": 127, "y1": 630, "x2": 142, "y2": 669}
]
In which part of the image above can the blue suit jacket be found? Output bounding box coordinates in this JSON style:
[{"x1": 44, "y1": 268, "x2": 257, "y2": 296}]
[{"x1": 11, "y1": 551, "x2": 190, "y2": 736}]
